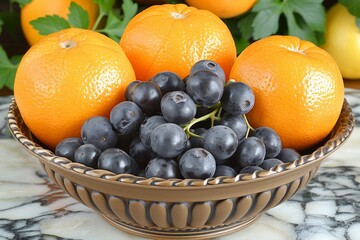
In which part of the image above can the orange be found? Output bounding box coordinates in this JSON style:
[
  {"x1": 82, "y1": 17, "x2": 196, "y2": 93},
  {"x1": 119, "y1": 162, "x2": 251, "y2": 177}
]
[
  {"x1": 21, "y1": 0, "x2": 99, "y2": 46},
  {"x1": 119, "y1": 4, "x2": 237, "y2": 81},
  {"x1": 14, "y1": 28, "x2": 136, "y2": 150},
  {"x1": 185, "y1": 0, "x2": 256, "y2": 19},
  {"x1": 230, "y1": 35, "x2": 344, "y2": 151}
]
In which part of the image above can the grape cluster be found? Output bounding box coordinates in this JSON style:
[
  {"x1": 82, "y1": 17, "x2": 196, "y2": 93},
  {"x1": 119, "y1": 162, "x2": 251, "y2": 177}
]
[{"x1": 55, "y1": 60, "x2": 301, "y2": 179}]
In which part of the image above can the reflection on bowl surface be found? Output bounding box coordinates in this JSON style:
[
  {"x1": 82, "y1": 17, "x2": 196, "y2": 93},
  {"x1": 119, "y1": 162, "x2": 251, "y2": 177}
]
[{"x1": 7, "y1": 99, "x2": 355, "y2": 239}]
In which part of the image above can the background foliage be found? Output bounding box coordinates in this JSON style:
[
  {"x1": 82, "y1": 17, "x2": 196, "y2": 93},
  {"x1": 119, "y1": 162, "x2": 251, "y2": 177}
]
[{"x1": 0, "y1": 0, "x2": 356, "y2": 91}]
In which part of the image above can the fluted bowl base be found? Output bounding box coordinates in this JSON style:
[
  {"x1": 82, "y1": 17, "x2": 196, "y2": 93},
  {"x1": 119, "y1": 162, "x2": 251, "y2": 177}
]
[{"x1": 101, "y1": 214, "x2": 261, "y2": 239}]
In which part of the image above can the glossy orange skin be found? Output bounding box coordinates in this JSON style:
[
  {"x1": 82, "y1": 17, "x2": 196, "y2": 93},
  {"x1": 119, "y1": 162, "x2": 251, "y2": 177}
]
[
  {"x1": 119, "y1": 4, "x2": 237, "y2": 80},
  {"x1": 230, "y1": 35, "x2": 344, "y2": 151},
  {"x1": 14, "y1": 28, "x2": 136, "y2": 150},
  {"x1": 21, "y1": 0, "x2": 99, "y2": 46},
  {"x1": 185, "y1": 0, "x2": 256, "y2": 18}
]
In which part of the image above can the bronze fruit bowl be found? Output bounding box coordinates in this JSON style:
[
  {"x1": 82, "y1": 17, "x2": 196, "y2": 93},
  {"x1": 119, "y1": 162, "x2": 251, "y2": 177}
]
[{"x1": 7, "y1": 99, "x2": 355, "y2": 239}]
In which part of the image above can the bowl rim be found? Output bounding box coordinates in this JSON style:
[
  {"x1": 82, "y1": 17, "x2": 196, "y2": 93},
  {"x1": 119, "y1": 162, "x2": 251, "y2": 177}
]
[{"x1": 7, "y1": 98, "x2": 355, "y2": 188}]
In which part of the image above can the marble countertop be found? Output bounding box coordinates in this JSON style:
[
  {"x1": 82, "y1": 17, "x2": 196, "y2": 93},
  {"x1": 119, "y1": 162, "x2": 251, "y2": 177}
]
[{"x1": 0, "y1": 89, "x2": 359, "y2": 240}]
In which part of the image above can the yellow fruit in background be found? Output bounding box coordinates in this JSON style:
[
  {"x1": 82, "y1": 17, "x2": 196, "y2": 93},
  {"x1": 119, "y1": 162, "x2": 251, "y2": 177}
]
[
  {"x1": 321, "y1": 3, "x2": 360, "y2": 79},
  {"x1": 21, "y1": 0, "x2": 99, "y2": 46}
]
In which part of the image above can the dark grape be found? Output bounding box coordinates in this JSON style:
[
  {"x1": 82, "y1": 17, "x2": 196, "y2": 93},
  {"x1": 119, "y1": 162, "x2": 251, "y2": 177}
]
[
  {"x1": 183, "y1": 75, "x2": 189, "y2": 86},
  {"x1": 115, "y1": 133, "x2": 135, "y2": 153},
  {"x1": 81, "y1": 116, "x2": 118, "y2": 151},
  {"x1": 213, "y1": 165, "x2": 237, "y2": 177},
  {"x1": 110, "y1": 101, "x2": 144, "y2": 135},
  {"x1": 240, "y1": 166, "x2": 263, "y2": 174},
  {"x1": 189, "y1": 128, "x2": 207, "y2": 148},
  {"x1": 184, "y1": 139, "x2": 192, "y2": 152},
  {"x1": 130, "y1": 81, "x2": 162, "y2": 116},
  {"x1": 186, "y1": 70, "x2": 224, "y2": 107},
  {"x1": 219, "y1": 113, "x2": 248, "y2": 141},
  {"x1": 137, "y1": 169, "x2": 146, "y2": 178},
  {"x1": 145, "y1": 157, "x2": 180, "y2": 179},
  {"x1": 130, "y1": 158, "x2": 141, "y2": 175},
  {"x1": 55, "y1": 137, "x2": 83, "y2": 161},
  {"x1": 129, "y1": 137, "x2": 156, "y2": 168},
  {"x1": 203, "y1": 125, "x2": 238, "y2": 160},
  {"x1": 221, "y1": 82, "x2": 255, "y2": 115},
  {"x1": 125, "y1": 80, "x2": 140, "y2": 101},
  {"x1": 179, "y1": 148, "x2": 216, "y2": 179},
  {"x1": 161, "y1": 91, "x2": 196, "y2": 125},
  {"x1": 190, "y1": 60, "x2": 225, "y2": 84},
  {"x1": 251, "y1": 127, "x2": 282, "y2": 158},
  {"x1": 190, "y1": 117, "x2": 212, "y2": 129},
  {"x1": 260, "y1": 158, "x2": 284, "y2": 170},
  {"x1": 55, "y1": 60, "x2": 293, "y2": 181},
  {"x1": 98, "y1": 148, "x2": 133, "y2": 174},
  {"x1": 150, "y1": 123, "x2": 187, "y2": 158},
  {"x1": 214, "y1": 157, "x2": 232, "y2": 166},
  {"x1": 234, "y1": 137, "x2": 266, "y2": 167},
  {"x1": 74, "y1": 144, "x2": 101, "y2": 168},
  {"x1": 195, "y1": 106, "x2": 214, "y2": 118},
  {"x1": 276, "y1": 148, "x2": 301, "y2": 163},
  {"x1": 151, "y1": 71, "x2": 185, "y2": 95},
  {"x1": 139, "y1": 115, "x2": 167, "y2": 147}
]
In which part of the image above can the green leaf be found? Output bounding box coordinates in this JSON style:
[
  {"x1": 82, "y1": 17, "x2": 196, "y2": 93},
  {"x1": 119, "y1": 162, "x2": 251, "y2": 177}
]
[
  {"x1": 10, "y1": 55, "x2": 23, "y2": 65},
  {"x1": 97, "y1": 0, "x2": 138, "y2": 42},
  {"x1": 93, "y1": 0, "x2": 115, "y2": 15},
  {"x1": 251, "y1": 0, "x2": 282, "y2": 39},
  {"x1": 0, "y1": 47, "x2": 10, "y2": 66},
  {"x1": 252, "y1": 0, "x2": 282, "y2": 12},
  {"x1": 248, "y1": 0, "x2": 325, "y2": 44},
  {"x1": 234, "y1": 37, "x2": 250, "y2": 55},
  {"x1": 92, "y1": 0, "x2": 116, "y2": 30},
  {"x1": 236, "y1": 12, "x2": 256, "y2": 40},
  {"x1": 0, "y1": 45, "x2": 20, "y2": 90},
  {"x1": 0, "y1": 18, "x2": 3, "y2": 34},
  {"x1": 281, "y1": 0, "x2": 325, "y2": 45},
  {"x1": 99, "y1": 11, "x2": 123, "y2": 41},
  {"x1": 11, "y1": 0, "x2": 32, "y2": 8},
  {"x1": 167, "y1": 0, "x2": 185, "y2": 3},
  {"x1": 121, "y1": 0, "x2": 138, "y2": 26},
  {"x1": 339, "y1": 0, "x2": 360, "y2": 18},
  {"x1": 286, "y1": 0, "x2": 325, "y2": 32},
  {"x1": 0, "y1": 11, "x2": 21, "y2": 38},
  {"x1": 67, "y1": 1, "x2": 90, "y2": 29},
  {"x1": 283, "y1": 8, "x2": 317, "y2": 43},
  {"x1": 30, "y1": 15, "x2": 71, "y2": 36},
  {"x1": 314, "y1": 31, "x2": 325, "y2": 46},
  {"x1": 252, "y1": 9, "x2": 282, "y2": 40}
]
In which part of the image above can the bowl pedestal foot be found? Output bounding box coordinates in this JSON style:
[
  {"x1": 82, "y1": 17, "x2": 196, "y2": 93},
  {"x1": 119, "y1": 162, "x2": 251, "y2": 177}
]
[{"x1": 101, "y1": 214, "x2": 261, "y2": 239}]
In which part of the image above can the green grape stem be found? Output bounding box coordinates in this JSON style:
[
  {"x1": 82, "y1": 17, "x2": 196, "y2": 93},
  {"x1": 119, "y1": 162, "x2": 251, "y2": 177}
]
[
  {"x1": 182, "y1": 79, "x2": 255, "y2": 140},
  {"x1": 183, "y1": 102, "x2": 221, "y2": 138},
  {"x1": 244, "y1": 114, "x2": 254, "y2": 138},
  {"x1": 182, "y1": 103, "x2": 255, "y2": 139}
]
